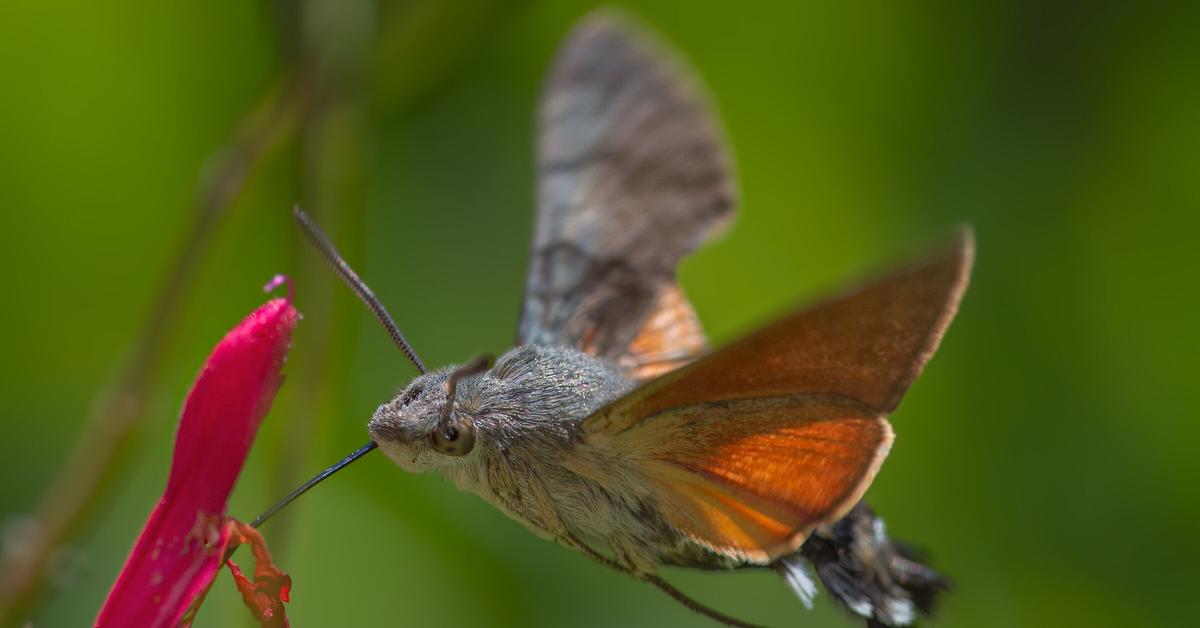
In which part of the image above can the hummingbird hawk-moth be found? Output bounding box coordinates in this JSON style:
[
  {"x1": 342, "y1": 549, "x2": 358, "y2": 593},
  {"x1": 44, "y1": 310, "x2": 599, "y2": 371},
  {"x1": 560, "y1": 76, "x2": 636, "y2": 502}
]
[{"x1": 269, "y1": 10, "x2": 971, "y2": 627}]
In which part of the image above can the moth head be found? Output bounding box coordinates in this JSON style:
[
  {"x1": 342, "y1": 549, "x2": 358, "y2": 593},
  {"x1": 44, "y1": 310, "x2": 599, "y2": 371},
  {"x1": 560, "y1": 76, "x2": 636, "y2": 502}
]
[{"x1": 368, "y1": 355, "x2": 491, "y2": 472}]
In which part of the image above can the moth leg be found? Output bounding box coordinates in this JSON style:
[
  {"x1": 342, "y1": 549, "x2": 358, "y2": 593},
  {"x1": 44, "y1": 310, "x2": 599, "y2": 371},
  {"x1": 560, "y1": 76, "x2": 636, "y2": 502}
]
[
  {"x1": 558, "y1": 529, "x2": 633, "y2": 573},
  {"x1": 570, "y1": 533, "x2": 767, "y2": 628},
  {"x1": 557, "y1": 529, "x2": 765, "y2": 628},
  {"x1": 641, "y1": 573, "x2": 766, "y2": 628},
  {"x1": 522, "y1": 470, "x2": 765, "y2": 628}
]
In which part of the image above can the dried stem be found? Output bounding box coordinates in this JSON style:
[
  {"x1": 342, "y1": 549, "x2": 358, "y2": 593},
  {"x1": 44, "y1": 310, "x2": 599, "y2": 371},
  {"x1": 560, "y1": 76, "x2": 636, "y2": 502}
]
[{"x1": 0, "y1": 67, "x2": 317, "y2": 625}]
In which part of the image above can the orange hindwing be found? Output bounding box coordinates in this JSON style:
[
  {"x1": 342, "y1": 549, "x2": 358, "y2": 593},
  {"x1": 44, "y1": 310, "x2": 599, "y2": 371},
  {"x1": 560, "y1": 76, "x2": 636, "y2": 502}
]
[{"x1": 581, "y1": 229, "x2": 973, "y2": 563}]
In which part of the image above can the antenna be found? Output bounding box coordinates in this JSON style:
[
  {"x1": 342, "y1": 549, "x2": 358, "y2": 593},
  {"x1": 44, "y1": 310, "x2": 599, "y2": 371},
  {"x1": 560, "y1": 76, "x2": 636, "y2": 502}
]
[
  {"x1": 292, "y1": 205, "x2": 426, "y2": 374},
  {"x1": 249, "y1": 208, "x2": 424, "y2": 528}
]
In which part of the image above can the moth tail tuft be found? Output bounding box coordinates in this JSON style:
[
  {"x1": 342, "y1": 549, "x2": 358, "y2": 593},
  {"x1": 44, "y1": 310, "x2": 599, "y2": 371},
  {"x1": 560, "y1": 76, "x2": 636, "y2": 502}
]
[
  {"x1": 775, "y1": 503, "x2": 950, "y2": 627},
  {"x1": 773, "y1": 554, "x2": 818, "y2": 609}
]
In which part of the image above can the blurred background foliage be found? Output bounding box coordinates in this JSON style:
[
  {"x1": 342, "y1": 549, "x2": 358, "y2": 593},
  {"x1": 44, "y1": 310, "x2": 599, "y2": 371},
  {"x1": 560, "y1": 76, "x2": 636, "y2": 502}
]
[{"x1": 0, "y1": 1, "x2": 1197, "y2": 626}]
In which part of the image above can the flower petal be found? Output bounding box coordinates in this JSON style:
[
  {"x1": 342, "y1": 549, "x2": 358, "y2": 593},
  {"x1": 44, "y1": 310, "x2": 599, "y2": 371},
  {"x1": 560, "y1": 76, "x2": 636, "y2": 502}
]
[
  {"x1": 96, "y1": 289, "x2": 299, "y2": 628},
  {"x1": 223, "y1": 520, "x2": 291, "y2": 628}
]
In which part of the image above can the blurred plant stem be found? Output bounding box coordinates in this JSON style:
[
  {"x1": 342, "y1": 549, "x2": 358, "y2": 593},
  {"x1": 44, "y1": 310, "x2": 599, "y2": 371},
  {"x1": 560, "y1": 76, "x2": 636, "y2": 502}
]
[
  {"x1": 0, "y1": 1, "x2": 520, "y2": 624},
  {"x1": 260, "y1": 0, "x2": 375, "y2": 560},
  {"x1": 0, "y1": 68, "x2": 317, "y2": 626}
]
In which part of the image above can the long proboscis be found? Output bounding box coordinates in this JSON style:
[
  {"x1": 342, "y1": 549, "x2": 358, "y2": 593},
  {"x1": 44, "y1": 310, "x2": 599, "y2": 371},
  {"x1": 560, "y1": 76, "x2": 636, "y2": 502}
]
[
  {"x1": 250, "y1": 207, "x2": 423, "y2": 528},
  {"x1": 250, "y1": 441, "x2": 377, "y2": 529}
]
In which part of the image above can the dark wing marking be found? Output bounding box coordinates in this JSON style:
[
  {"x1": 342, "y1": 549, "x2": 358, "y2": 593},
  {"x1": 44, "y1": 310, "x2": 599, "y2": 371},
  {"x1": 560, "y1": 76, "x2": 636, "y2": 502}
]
[{"x1": 518, "y1": 10, "x2": 735, "y2": 375}]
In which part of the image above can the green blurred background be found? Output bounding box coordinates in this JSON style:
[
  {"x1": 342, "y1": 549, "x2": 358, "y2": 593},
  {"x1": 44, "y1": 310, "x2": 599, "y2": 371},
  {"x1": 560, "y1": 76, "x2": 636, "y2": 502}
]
[{"x1": 1, "y1": 1, "x2": 1197, "y2": 626}]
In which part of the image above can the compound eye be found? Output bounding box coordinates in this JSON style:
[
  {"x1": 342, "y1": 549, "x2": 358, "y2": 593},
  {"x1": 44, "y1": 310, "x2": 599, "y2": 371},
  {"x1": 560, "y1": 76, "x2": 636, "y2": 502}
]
[{"x1": 430, "y1": 416, "x2": 475, "y2": 456}]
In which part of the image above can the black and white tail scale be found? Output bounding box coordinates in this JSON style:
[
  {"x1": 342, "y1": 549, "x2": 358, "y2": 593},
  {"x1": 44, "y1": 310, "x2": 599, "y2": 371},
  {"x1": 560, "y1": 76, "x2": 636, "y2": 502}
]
[{"x1": 775, "y1": 504, "x2": 951, "y2": 627}]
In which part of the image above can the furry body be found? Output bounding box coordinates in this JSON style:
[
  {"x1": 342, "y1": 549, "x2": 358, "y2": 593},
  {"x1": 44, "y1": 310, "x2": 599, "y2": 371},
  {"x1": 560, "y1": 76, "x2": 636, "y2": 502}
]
[{"x1": 370, "y1": 344, "x2": 738, "y2": 573}]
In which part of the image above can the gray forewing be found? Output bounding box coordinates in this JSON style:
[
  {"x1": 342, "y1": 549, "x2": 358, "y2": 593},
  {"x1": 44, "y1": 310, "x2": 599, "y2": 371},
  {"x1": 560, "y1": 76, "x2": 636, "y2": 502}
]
[{"x1": 518, "y1": 11, "x2": 736, "y2": 360}]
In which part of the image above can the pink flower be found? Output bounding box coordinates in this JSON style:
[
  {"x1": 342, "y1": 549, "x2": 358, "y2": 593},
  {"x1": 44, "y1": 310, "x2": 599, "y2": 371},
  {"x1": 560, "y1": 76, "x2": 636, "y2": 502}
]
[{"x1": 95, "y1": 277, "x2": 299, "y2": 628}]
